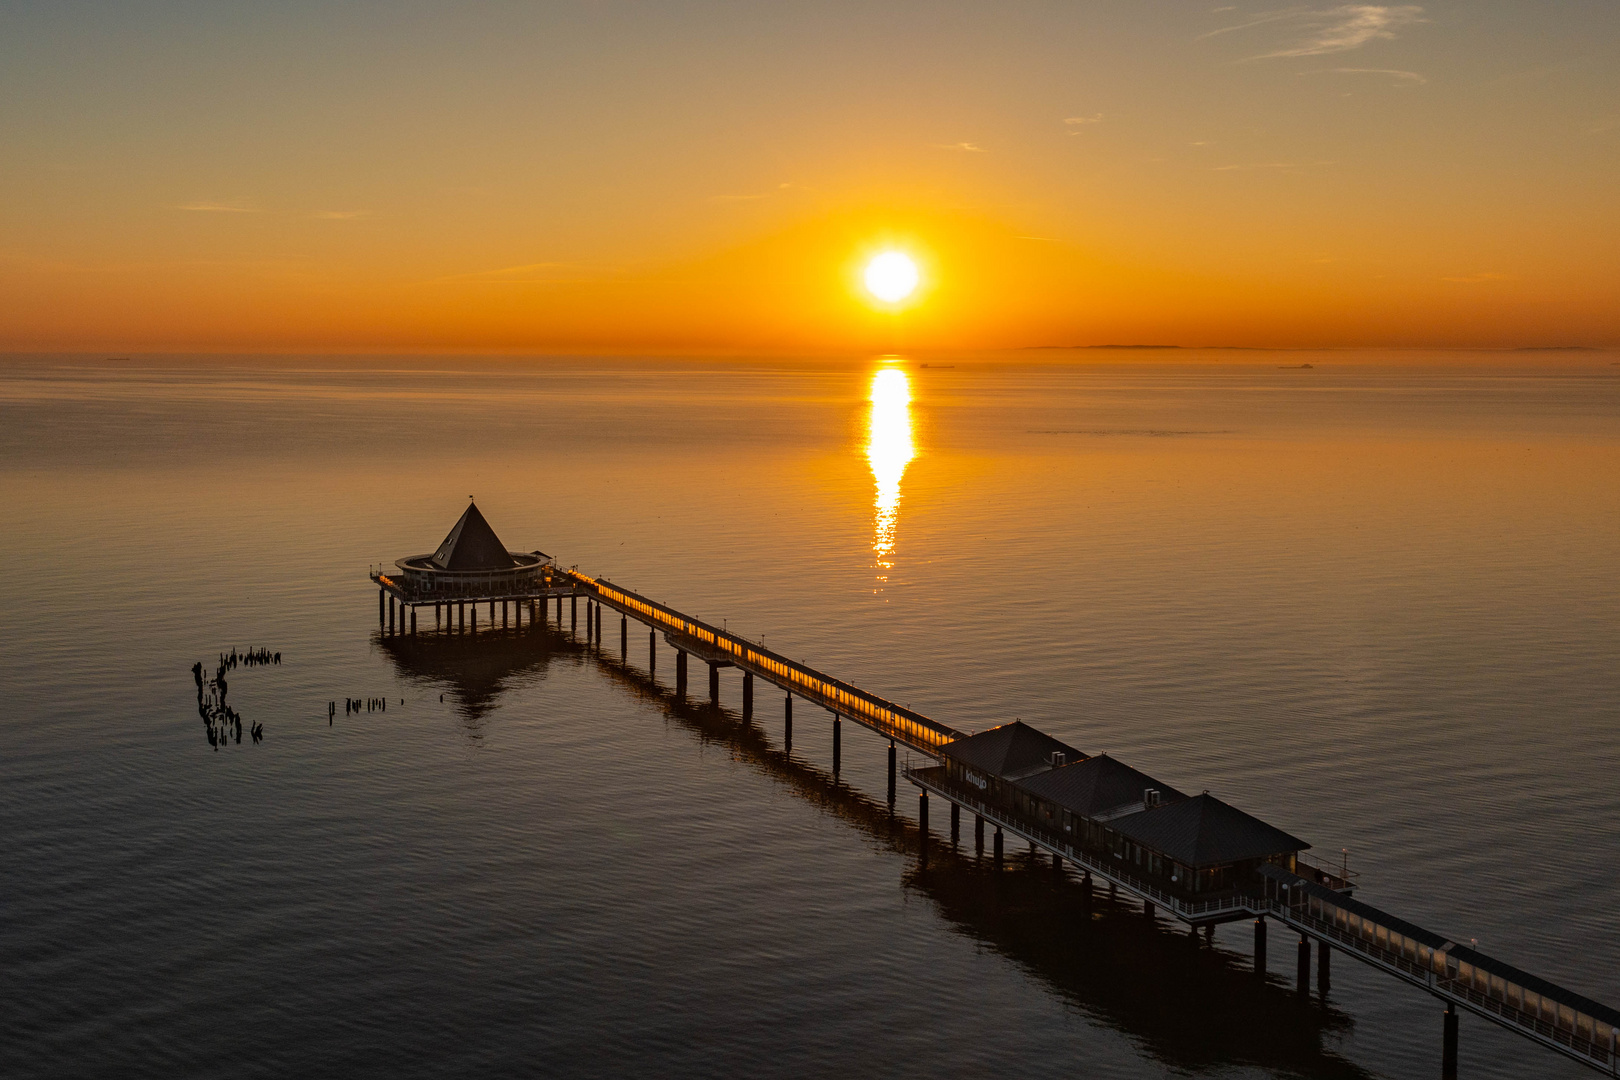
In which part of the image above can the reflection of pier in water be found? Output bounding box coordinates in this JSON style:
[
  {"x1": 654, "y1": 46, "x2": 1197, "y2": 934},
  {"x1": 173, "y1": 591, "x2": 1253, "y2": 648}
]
[
  {"x1": 570, "y1": 641, "x2": 1370, "y2": 1079},
  {"x1": 377, "y1": 629, "x2": 562, "y2": 730}
]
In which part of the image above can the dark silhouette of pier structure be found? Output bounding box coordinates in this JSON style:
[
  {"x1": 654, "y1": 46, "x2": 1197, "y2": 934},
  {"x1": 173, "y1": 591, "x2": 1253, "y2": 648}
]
[{"x1": 371, "y1": 503, "x2": 1620, "y2": 1078}]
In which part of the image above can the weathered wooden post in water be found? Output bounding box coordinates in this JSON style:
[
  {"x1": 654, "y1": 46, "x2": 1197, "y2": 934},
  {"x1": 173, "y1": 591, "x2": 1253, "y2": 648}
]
[
  {"x1": 649, "y1": 629, "x2": 656, "y2": 673},
  {"x1": 708, "y1": 662, "x2": 719, "y2": 704},
  {"x1": 742, "y1": 672, "x2": 753, "y2": 721},
  {"x1": 832, "y1": 715, "x2": 841, "y2": 776},
  {"x1": 784, "y1": 693, "x2": 792, "y2": 751},
  {"x1": 675, "y1": 649, "x2": 687, "y2": 698}
]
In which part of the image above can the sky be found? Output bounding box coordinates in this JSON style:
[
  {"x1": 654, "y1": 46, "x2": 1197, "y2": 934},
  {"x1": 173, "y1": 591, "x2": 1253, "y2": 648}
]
[{"x1": 1, "y1": 0, "x2": 1617, "y2": 353}]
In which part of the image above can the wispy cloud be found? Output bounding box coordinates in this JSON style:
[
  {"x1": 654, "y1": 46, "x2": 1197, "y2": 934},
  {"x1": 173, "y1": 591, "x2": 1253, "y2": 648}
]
[
  {"x1": 178, "y1": 202, "x2": 259, "y2": 213},
  {"x1": 1205, "y1": 5, "x2": 1426, "y2": 60},
  {"x1": 708, "y1": 193, "x2": 771, "y2": 202},
  {"x1": 314, "y1": 210, "x2": 367, "y2": 220},
  {"x1": 1441, "y1": 271, "x2": 1511, "y2": 283},
  {"x1": 1017, "y1": 235, "x2": 1062, "y2": 242},
  {"x1": 1321, "y1": 66, "x2": 1426, "y2": 83},
  {"x1": 937, "y1": 141, "x2": 987, "y2": 152},
  {"x1": 1063, "y1": 114, "x2": 1104, "y2": 135}
]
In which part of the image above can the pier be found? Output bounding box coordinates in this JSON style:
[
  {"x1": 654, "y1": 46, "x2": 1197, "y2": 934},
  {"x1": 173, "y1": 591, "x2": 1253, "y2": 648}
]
[{"x1": 371, "y1": 504, "x2": 1620, "y2": 1077}]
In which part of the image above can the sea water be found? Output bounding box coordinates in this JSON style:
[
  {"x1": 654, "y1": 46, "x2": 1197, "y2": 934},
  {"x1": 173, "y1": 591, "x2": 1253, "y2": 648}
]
[{"x1": 2, "y1": 352, "x2": 1617, "y2": 1079}]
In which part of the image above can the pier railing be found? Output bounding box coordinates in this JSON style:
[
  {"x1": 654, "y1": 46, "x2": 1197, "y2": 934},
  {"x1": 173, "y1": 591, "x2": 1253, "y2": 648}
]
[
  {"x1": 558, "y1": 569, "x2": 965, "y2": 755},
  {"x1": 1262, "y1": 866, "x2": 1620, "y2": 1074}
]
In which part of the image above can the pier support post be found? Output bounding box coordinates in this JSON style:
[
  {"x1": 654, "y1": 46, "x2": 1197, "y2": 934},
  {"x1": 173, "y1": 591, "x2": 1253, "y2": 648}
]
[
  {"x1": 975, "y1": 814, "x2": 984, "y2": 854},
  {"x1": 595, "y1": 604, "x2": 602, "y2": 647},
  {"x1": 410, "y1": 608, "x2": 417, "y2": 635},
  {"x1": 378, "y1": 589, "x2": 385, "y2": 626},
  {"x1": 1052, "y1": 852, "x2": 1063, "y2": 873},
  {"x1": 649, "y1": 630, "x2": 656, "y2": 673},
  {"x1": 571, "y1": 595, "x2": 577, "y2": 634},
  {"x1": 950, "y1": 801, "x2": 960, "y2": 844},
  {"x1": 1145, "y1": 900, "x2": 1155, "y2": 919},
  {"x1": 502, "y1": 601, "x2": 509, "y2": 630},
  {"x1": 918, "y1": 791, "x2": 929, "y2": 864},
  {"x1": 1297, "y1": 936, "x2": 1311, "y2": 995},
  {"x1": 458, "y1": 602, "x2": 465, "y2": 633},
  {"x1": 435, "y1": 603, "x2": 441, "y2": 629},
  {"x1": 1254, "y1": 918, "x2": 1268, "y2": 975},
  {"x1": 471, "y1": 604, "x2": 477, "y2": 634},
  {"x1": 784, "y1": 694, "x2": 792, "y2": 751},
  {"x1": 1318, "y1": 940, "x2": 1331, "y2": 995},
  {"x1": 708, "y1": 662, "x2": 719, "y2": 705},
  {"x1": 993, "y1": 826, "x2": 1004, "y2": 867},
  {"x1": 388, "y1": 595, "x2": 395, "y2": 634},
  {"x1": 742, "y1": 673, "x2": 753, "y2": 721},
  {"x1": 832, "y1": 716, "x2": 841, "y2": 776},
  {"x1": 887, "y1": 740, "x2": 896, "y2": 806},
  {"x1": 1442, "y1": 1004, "x2": 1459, "y2": 1079},
  {"x1": 620, "y1": 615, "x2": 627, "y2": 659},
  {"x1": 1080, "y1": 873, "x2": 1093, "y2": 909},
  {"x1": 675, "y1": 650, "x2": 687, "y2": 697}
]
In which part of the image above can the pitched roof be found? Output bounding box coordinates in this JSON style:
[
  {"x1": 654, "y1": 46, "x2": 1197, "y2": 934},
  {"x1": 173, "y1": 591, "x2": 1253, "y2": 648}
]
[
  {"x1": 1016, "y1": 753, "x2": 1187, "y2": 819},
  {"x1": 430, "y1": 503, "x2": 516, "y2": 571},
  {"x1": 940, "y1": 721, "x2": 1085, "y2": 781},
  {"x1": 1110, "y1": 793, "x2": 1308, "y2": 868}
]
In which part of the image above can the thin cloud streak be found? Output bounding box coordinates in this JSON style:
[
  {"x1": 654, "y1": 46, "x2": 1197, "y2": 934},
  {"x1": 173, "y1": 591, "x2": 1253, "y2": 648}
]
[
  {"x1": 1323, "y1": 67, "x2": 1427, "y2": 83},
  {"x1": 1205, "y1": 5, "x2": 1426, "y2": 60},
  {"x1": 937, "y1": 142, "x2": 987, "y2": 152}
]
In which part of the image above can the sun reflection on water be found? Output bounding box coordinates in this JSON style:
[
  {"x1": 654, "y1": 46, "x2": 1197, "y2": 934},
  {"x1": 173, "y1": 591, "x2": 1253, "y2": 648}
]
[{"x1": 866, "y1": 365, "x2": 915, "y2": 587}]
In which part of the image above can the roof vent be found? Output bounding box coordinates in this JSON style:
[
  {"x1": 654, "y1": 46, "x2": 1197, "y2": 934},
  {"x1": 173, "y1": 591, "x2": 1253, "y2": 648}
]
[
  {"x1": 1049, "y1": 751, "x2": 1067, "y2": 768},
  {"x1": 1144, "y1": 788, "x2": 1161, "y2": 808}
]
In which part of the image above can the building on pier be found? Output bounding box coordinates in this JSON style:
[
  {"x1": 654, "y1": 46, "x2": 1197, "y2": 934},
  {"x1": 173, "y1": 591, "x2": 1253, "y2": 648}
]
[
  {"x1": 938, "y1": 720, "x2": 1084, "y2": 803},
  {"x1": 931, "y1": 723, "x2": 1307, "y2": 904},
  {"x1": 391, "y1": 502, "x2": 551, "y2": 598}
]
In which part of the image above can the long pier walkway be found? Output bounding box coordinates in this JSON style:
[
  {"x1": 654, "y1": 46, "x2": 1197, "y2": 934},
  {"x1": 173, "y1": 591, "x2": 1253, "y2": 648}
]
[{"x1": 370, "y1": 559, "x2": 1619, "y2": 1077}]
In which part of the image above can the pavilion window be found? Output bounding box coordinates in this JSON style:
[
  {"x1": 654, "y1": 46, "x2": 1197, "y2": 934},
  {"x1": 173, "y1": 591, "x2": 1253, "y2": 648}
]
[
  {"x1": 1523, "y1": 991, "x2": 1539, "y2": 1017},
  {"x1": 1560, "y1": 1004, "x2": 1577, "y2": 1032},
  {"x1": 1577, "y1": 1013, "x2": 1594, "y2": 1042}
]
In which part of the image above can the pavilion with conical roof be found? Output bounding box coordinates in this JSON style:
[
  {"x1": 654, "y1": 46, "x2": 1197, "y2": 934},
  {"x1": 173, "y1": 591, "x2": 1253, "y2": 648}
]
[
  {"x1": 393, "y1": 501, "x2": 549, "y2": 592},
  {"x1": 373, "y1": 501, "x2": 558, "y2": 636}
]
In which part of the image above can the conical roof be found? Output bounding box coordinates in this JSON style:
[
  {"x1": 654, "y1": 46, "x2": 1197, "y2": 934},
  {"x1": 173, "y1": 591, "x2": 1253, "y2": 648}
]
[{"x1": 430, "y1": 503, "x2": 516, "y2": 570}]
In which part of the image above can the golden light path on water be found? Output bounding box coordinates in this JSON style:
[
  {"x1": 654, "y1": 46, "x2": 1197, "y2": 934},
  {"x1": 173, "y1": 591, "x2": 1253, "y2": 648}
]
[{"x1": 865, "y1": 365, "x2": 915, "y2": 587}]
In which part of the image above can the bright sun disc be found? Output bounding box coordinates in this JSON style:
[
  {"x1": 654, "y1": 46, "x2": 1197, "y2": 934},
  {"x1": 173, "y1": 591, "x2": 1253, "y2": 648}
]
[{"x1": 864, "y1": 252, "x2": 919, "y2": 303}]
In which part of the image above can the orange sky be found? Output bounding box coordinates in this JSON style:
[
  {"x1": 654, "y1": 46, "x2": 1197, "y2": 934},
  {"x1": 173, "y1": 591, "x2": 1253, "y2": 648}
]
[{"x1": 2, "y1": 2, "x2": 1617, "y2": 352}]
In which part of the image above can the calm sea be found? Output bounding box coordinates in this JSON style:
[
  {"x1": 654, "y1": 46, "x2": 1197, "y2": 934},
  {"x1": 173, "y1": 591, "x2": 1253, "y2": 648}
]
[{"x1": 3, "y1": 352, "x2": 1617, "y2": 1079}]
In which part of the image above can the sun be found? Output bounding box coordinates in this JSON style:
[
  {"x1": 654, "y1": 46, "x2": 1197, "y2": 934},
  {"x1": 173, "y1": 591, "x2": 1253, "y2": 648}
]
[{"x1": 864, "y1": 252, "x2": 919, "y2": 303}]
